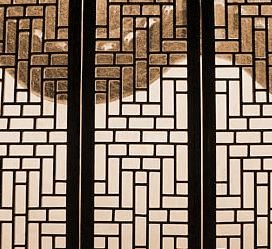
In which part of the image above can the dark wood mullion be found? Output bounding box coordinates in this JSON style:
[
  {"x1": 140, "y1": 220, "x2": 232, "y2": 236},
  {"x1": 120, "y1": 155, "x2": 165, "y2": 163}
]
[
  {"x1": 202, "y1": 0, "x2": 216, "y2": 248},
  {"x1": 80, "y1": 0, "x2": 96, "y2": 248},
  {"x1": 66, "y1": 0, "x2": 83, "y2": 248},
  {"x1": 187, "y1": 0, "x2": 202, "y2": 248}
]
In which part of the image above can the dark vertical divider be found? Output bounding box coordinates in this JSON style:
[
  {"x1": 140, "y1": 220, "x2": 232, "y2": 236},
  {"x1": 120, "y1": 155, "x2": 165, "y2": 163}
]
[
  {"x1": 202, "y1": 1, "x2": 216, "y2": 249},
  {"x1": 67, "y1": 0, "x2": 83, "y2": 249},
  {"x1": 80, "y1": 0, "x2": 96, "y2": 248},
  {"x1": 187, "y1": 0, "x2": 201, "y2": 248}
]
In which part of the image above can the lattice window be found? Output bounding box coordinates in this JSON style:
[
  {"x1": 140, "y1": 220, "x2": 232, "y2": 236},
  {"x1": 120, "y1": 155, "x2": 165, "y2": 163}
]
[
  {"x1": 0, "y1": 1, "x2": 70, "y2": 249},
  {"x1": 93, "y1": 1, "x2": 193, "y2": 248},
  {"x1": 214, "y1": 0, "x2": 272, "y2": 248},
  {"x1": 1, "y1": 0, "x2": 272, "y2": 249}
]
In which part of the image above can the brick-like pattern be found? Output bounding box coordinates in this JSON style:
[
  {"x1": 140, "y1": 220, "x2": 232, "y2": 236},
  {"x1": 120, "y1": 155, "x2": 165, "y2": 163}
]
[
  {"x1": 215, "y1": 0, "x2": 272, "y2": 248},
  {"x1": 94, "y1": 0, "x2": 189, "y2": 248},
  {"x1": 0, "y1": 1, "x2": 68, "y2": 249},
  {"x1": 0, "y1": 0, "x2": 68, "y2": 102}
]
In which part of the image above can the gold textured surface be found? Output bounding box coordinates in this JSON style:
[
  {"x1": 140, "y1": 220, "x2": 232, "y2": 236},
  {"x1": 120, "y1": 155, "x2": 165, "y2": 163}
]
[
  {"x1": 0, "y1": 1, "x2": 69, "y2": 103},
  {"x1": 1, "y1": 1, "x2": 271, "y2": 102}
]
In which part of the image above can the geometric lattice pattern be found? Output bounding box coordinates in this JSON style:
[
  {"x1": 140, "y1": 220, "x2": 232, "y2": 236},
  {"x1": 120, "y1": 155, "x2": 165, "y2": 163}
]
[
  {"x1": 215, "y1": 0, "x2": 272, "y2": 248},
  {"x1": 3, "y1": 0, "x2": 272, "y2": 248},
  {"x1": 94, "y1": 0, "x2": 189, "y2": 248},
  {"x1": 0, "y1": 1, "x2": 69, "y2": 248}
]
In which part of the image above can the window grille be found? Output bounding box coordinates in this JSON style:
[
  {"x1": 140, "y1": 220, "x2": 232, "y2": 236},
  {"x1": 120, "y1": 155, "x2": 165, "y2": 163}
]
[{"x1": 0, "y1": 0, "x2": 271, "y2": 249}]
